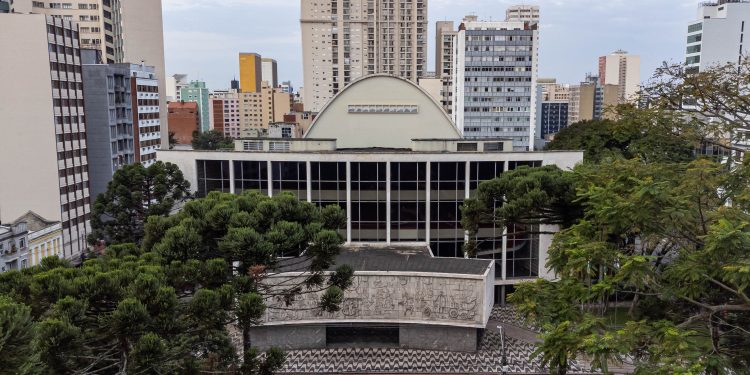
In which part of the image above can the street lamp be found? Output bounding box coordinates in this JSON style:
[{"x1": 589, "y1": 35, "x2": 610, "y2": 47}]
[{"x1": 497, "y1": 325, "x2": 509, "y2": 375}]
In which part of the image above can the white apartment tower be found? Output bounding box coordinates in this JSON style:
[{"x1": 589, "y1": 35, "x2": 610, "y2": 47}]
[
  {"x1": 0, "y1": 14, "x2": 91, "y2": 261},
  {"x1": 435, "y1": 21, "x2": 457, "y2": 116},
  {"x1": 301, "y1": 0, "x2": 428, "y2": 112},
  {"x1": 686, "y1": 0, "x2": 750, "y2": 72},
  {"x1": 598, "y1": 50, "x2": 641, "y2": 102},
  {"x1": 452, "y1": 10, "x2": 540, "y2": 151},
  {"x1": 13, "y1": 0, "x2": 170, "y2": 149}
]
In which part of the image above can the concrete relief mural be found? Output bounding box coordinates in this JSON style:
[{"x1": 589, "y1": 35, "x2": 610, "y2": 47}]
[{"x1": 262, "y1": 275, "x2": 485, "y2": 326}]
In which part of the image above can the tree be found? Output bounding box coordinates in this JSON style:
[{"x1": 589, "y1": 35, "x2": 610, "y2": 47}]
[
  {"x1": 462, "y1": 165, "x2": 583, "y2": 256},
  {"x1": 0, "y1": 296, "x2": 35, "y2": 372},
  {"x1": 146, "y1": 191, "x2": 353, "y2": 352},
  {"x1": 90, "y1": 161, "x2": 191, "y2": 246},
  {"x1": 507, "y1": 158, "x2": 750, "y2": 374},
  {"x1": 546, "y1": 107, "x2": 694, "y2": 164},
  {"x1": 642, "y1": 57, "x2": 750, "y2": 156},
  {"x1": 192, "y1": 130, "x2": 235, "y2": 150}
]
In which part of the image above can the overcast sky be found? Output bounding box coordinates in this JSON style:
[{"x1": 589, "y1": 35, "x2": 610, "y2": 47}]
[{"x1": 162, "y1": 0, "x2": 700, "y2": 91}]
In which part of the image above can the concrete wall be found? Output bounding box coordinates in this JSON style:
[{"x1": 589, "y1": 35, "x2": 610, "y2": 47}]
[
  {"x1": 0, "y1": 14, "x2": 62, "y2": 224},
  {"x1": 400, "y1": 325, "x2": 479, "y2": 352},
  {"x1": 249, "y1": 325, "x2": 326, "y2": 352},
  {"x1": 82, "y1": 65, "x2": 115, "y2": 199}
]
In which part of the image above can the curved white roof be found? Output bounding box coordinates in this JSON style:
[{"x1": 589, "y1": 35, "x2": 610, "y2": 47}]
[{"x1": 304, "y1": 74, "x2": 461, "y2": 149}]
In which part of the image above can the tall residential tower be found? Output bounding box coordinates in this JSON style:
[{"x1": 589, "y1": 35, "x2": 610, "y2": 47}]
[
  {"x1": 686, "y1": 0, "x2": 750, "y2": 72},
  {"x1": 598, "y1": 50, "x2": 641, "y2": 102},
  {"x1": 301, "y1": 0, "x2": 428, "y2": 112}
]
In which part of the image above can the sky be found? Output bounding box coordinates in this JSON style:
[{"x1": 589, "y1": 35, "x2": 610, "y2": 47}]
[{"x1": 162, "y1": 0, "x2": 701, "y2": 91}]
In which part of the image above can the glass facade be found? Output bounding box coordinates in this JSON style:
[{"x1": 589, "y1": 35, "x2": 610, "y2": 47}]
[
  {"x1": 196, "y1": 159, "x2": 544, "y2": 280},
  {"x1": 234, "y1": 161, "x2": 268, "y2": 195},
  {"x1": 351, "y1": 163, "x2": 388, "y2": 242},
  {"x1": 390, "y1": 163, "x2": 427, "y2": 242},
  {"x1": 197, "y1": 160, "x2": 230, "y2": 197},
  {"x1": 430, "y1": 162, "x2": 466, "y2": 258}
]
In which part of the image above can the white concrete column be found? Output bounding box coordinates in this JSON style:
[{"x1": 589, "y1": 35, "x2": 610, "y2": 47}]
[
  {"x1": 306, "y1": 161, "x2": 312, "y2": 203},
  {"x1": 425, "y1": 162, "x2": 431, "y2": 244},
  {"x1": 346, "y1": 161, "x2": 352, "y2": 244},
  {"x1": 464, "y1": 161, "x2": 470, "y2": 259},
  {"x1": 501, "y1": 226, "x2": 508, "y2": 281},
  {"x1": 229, "y1": 160, "x2": 236, "y2": 194},
  {"x1": 267, "y1": 160, "x2": 273, "y2": 197},
  {"x1": 386, "y1": 161, "x2": 392, "y2": 244}
]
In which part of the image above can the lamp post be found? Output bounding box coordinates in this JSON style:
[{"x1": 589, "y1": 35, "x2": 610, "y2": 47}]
[{"x1": 498, "y1": 325, "x2": 509, "y2": 375}]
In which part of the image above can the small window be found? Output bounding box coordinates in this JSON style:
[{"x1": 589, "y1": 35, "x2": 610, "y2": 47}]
[
  {"x1": 269, "y1": 141, "x2": 291, "y2": 152},
  {"x1": 457, "y1": 143, "x2": 478, "y2": 152},
  {"x1": 243, "y1": 141, "x2": 263, "y2": 151},
  {"x1": 484, "y1": 142, "x2": 504, "y2": 152}
]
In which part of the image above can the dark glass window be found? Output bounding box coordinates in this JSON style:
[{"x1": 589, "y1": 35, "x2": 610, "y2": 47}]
[
  {"x1": 271, "y1": 162, "x2": 307, "y2": 199},
  {"x1": 196, "y1": 160, "x2": 230, "y2": 197},
  {"x1": 506, "y1": 224, "x2": 539, "y2": 278},
  {"x1": 351, "y1": 162, "x2": 387, "y2": 242},
  {"x1": 390, "y1": 162, "x2": 426, "y2": 242},
  {"x1": 233, "y1": 161, "x2": 268, "y2": 195},
  {"x1": 430, "y1": 162, "x2": 466, "y2": 258},
  {"x1": 508, "y1": 160, "x2": 542, "y2": 170}
]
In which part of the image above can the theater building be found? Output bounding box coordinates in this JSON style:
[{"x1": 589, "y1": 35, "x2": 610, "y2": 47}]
[{"x1": 157, "y1": 75, "x2": 582, "y2": 351}]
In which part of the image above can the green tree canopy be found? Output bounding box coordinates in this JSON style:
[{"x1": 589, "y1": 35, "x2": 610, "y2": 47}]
[
  {"x1": 90, "y1": 161, "x2": 191, "y2": 246},
  {"x1": 192, "y1": 130, "x2": 235, "y2": 150}
]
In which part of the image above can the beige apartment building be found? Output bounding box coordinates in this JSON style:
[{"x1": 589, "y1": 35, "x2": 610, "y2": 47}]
[
  {"x1": 13, "y1": 0, "x2": 169, "y2": 148},
  {"x1": 301, "y1": 0, "x2": 428, "y2": 112},
  {"x1": 598, "y1": 50, "x2": 641, "y2": 103},
  {"x1": 568, "y1": 75, "x2": 621, "y2": 124},
  {"x1": 211, "y1": 83, "x2": 292, "y2": 138},
  {"x1": 0, "y1": 13, "x2": 91, "y2": 261}
]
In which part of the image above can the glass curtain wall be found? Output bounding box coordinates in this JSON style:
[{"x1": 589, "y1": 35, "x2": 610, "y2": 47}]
[
  {"x1": 390, "y1": 162, "x2": 426, "y2": 242},
  {"x1": 351, "y1": 162, "x2": 387, "y2": 242}
]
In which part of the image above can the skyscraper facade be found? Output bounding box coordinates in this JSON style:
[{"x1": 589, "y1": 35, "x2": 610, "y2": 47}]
[
  {"x1": 261, "y1": 58, "x2": 279, "y2": 88},
  {"x1": 181, "y1": 81, "x2": 211, "y2": 133},
  {"x1": 598, "y1": 50, "x2": 641, "y2": 102},
  {"x1": 12, "y1": 0, "x2": 169, "y2": 149},
  {"x1": 301, "y1": 0, "x2": 428, "y2": 112},
  {"x1": 239, "y1": 52, "x2": 263, "y2": 93},
  {"x1": 453, "y1": 13, "x2": 540, "y2": 151},
  {"x1": 81, "y1": 54, "x2": 135, "y2": 198},
  {"x1": 435, "y1": 21, "x2": 457, "y2": 116},
  {"x1": 0, "y1": 14, "x2": 91, "y2": 260},
  {"x1": 686, "y1": 0, "x2": 750, "y2": 72},
  {"x1": 130, "y1": 63, "x2": 161, "y2": 166}
]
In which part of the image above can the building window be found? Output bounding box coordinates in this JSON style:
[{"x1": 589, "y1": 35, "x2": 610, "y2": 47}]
[
  {"x1": 390, "y1": 162, "x2": 426, "y2": 242},
  {"x1": 196, "y1": 160, "x2": 230, "y2": 197},
  {"x1": 430, "y1": 162, "x2": 466, "y2": 258},
  {"x1": 234, "y1": 161, "x2": 268, "y2": 195},
  {"x1": 351, "y1": 162, "x2": 387, "y2": 242},
  {"x1": 271, "y1": 162, "x2": 307, "y2": 199}
]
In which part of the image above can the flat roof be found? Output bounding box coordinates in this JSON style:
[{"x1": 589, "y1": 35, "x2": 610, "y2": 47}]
[{"x1": 276, "y1": 245, "x2": 493, "y2": 276}]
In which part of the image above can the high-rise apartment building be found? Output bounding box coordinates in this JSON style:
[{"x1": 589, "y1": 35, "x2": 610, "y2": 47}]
[
  {"x1": 210, "y1": 90, "x2": 242, "y2": 138},
  {"x1": 81, "y1": 52, "x2": 135, "y2": 198},
  {"x1": 239, "y1": 52, "x2": 263, "y2": 93},
  {"x1": 453, "y1": 13, "x2": 540, "y2": 150},
  {"x1": 273, "y1": 88, "x2": 292, "y2": 123},
  {"x1": 505, "y1": 5, "x2": 540, "y2": 22},
  {"x1": 568, "y1": 74, "x2": 620, "y2": 124},
  {"x1": 301, "y1": 0, "x2": 428, "y2": 112},
  {"x1": 262, "y1": 58, "x2": 279, "y2": 88},
  {"x1": 0, "y1": 14, "x2": 91, "y2": 260},
  {"x1": 166, "y1": 73, "x2": 189, "y2": 102},
  {"x1": 686, "y1": 0, "x2": 750, "y2": 72},
  {"x1": 130, "y1": 64, "x2": 161, "y2": 166},
  {"x1": 598, "y1": 50, "x2": 640, "y2": 102},
  {"x1": 435, "y1": 21, "x2": 457, "y2": 116},
  {"x1": 12, "y1": 0, "x2": 170, "y2": 149},
  {"x1": 181, "y1": 81, "x2": 210, "y2": 133},
  {"x1": 535, "y1": 79, "x2": 570, "y2": 142}
]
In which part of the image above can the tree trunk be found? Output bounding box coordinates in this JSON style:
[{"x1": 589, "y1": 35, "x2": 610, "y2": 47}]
[
  {"x1": 628, "y1": 294, "x2": 639, "y2": 318},
  {"x1": 243, "y1": 326, "x2": 251, "y2": 353}
]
